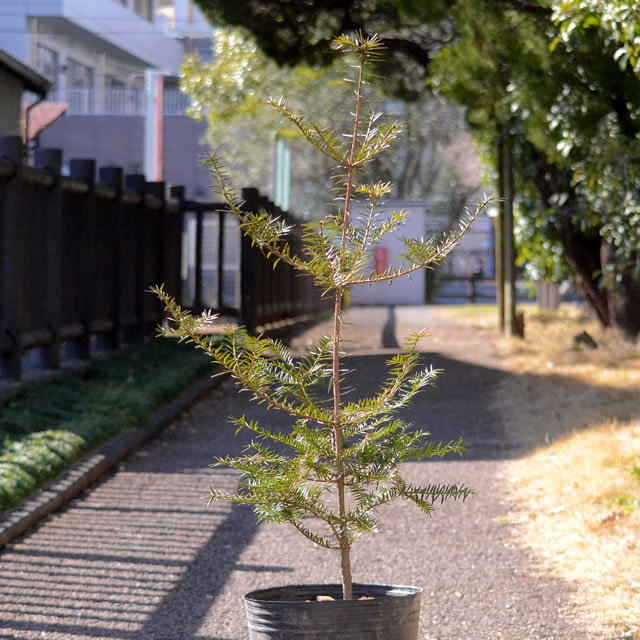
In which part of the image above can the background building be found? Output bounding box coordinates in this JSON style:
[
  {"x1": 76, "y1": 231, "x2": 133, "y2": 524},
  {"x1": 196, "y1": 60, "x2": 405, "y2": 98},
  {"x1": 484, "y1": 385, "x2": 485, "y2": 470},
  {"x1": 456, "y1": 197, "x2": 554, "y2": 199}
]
[
  {"x1": 0, "y1": 0, "x2": 213, "y2": 198},
  {"x1": 349, "y1": 200, "x2": 495, "y2": 306}
]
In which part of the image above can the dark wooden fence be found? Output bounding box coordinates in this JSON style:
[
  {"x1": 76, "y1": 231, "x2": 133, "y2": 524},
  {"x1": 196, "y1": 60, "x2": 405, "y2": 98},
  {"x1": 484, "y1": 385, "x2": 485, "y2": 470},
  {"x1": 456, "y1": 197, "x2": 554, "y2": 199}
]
[{"x1": 0, "y1": 136, "x2": 327, "y2": 388}]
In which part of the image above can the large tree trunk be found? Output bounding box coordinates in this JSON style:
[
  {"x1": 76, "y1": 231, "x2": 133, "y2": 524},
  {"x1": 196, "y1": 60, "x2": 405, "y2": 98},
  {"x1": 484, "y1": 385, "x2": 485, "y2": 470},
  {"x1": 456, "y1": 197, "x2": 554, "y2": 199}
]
[
  {"x1": 601, "y1": 243, "x2": 640, "y2": 340},
  {"x1": 556, "y1": 218, "x2": 611, "y2": 328},
  {"x1": 526, "y1": 143, "x2": 611, "y2": 329}
]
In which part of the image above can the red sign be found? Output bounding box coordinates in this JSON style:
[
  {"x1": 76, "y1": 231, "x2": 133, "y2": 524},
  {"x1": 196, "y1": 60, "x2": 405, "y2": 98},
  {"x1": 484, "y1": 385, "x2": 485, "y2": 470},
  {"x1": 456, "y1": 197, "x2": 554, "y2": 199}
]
[{"x1": 374, "y1": 247, "x2": 387, "y2": 275}]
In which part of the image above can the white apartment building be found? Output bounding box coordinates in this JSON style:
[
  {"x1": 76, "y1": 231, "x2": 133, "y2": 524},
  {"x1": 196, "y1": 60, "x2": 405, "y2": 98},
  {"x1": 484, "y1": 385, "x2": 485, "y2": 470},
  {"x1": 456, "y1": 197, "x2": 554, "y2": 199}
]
[
  {"x1": 0, "y1": 0, "x2": 210, "y2": 114},
  {"x1": 0, "y1": 0, "x2": 214, "y2": 196}
]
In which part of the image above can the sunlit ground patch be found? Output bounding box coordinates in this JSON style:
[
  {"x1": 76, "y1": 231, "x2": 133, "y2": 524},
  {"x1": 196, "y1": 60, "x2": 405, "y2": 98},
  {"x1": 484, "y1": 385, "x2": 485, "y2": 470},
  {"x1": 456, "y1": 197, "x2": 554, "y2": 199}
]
[{"x1": 500, "y1": 421, "x2": 640, "y2": 636}]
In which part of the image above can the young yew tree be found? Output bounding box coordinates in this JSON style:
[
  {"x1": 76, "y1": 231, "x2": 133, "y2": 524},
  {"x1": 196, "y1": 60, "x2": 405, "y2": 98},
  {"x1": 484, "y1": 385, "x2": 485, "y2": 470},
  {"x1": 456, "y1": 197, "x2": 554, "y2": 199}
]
[{"x1": 154, "y1": 34, "x2": 492, "y2": 600}]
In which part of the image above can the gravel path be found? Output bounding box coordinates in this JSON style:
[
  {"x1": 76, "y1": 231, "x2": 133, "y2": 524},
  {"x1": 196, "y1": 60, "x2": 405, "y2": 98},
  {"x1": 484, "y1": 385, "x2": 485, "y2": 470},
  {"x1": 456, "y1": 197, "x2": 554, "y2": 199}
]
[{"x1": 0, "y1": 306, "x2": 605, "y2": 639}]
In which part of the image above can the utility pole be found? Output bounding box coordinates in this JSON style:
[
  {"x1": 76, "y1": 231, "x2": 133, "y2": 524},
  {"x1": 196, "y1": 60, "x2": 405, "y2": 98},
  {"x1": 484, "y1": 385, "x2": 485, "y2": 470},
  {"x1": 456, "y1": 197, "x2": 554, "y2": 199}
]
[
  {"x1": 502, "y1": 121, "x2": 518, "y2": 337},
  {"x1": 496, "y1": 133, "x2": 505, "y2": 332},
  {"x1": 144, "y1": 70, "x2": 163, "y2": 181},
  {"x1": 273, "y1": 135, "x2": 291, "y2": 211}
]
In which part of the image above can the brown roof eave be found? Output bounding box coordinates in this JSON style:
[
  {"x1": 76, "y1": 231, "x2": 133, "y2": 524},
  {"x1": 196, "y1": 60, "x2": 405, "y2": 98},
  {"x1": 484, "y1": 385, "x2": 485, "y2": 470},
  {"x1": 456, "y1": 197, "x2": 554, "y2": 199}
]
[{"x1": 0, "y1": 48, "x2": 51, "y2": 98}]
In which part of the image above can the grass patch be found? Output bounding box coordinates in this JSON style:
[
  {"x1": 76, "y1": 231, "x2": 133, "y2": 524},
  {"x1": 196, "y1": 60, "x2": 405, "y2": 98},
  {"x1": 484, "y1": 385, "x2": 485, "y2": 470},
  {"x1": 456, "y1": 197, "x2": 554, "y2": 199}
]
[{"x1": 0, "y1": 338, "x2": 213, "y2": 512}]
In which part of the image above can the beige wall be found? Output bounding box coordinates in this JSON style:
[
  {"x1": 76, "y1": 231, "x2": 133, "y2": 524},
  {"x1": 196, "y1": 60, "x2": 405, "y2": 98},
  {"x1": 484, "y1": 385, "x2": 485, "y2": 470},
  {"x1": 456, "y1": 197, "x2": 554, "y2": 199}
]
[{"x1": 0, "y1": 66, "x2": 22, "y2": 136}]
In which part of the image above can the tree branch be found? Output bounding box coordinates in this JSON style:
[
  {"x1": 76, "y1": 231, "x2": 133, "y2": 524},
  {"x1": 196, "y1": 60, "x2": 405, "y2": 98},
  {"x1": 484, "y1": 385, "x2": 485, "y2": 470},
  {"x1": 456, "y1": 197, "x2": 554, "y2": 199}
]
[
  {"x1": 611, "y1": 90, "x2": 640, "y2": 140},
  {"x1": 496, "y1": 0, "x2": 552, "y2": 18},
  {"x1": 381, "y1": 37, "x2": 433, "y2": 69}
]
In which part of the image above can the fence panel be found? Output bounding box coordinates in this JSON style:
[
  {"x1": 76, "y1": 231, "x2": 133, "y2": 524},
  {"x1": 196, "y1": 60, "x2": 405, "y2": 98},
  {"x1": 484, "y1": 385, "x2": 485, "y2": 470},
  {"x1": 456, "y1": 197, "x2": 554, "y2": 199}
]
[
  {"x1": 181, "y1": 201, "x2": 241, "y2": 316},
  {"x1": 0, "y1": 134, "x2": 326, "y2": 390},
  {"x1": 0, "y1": 137, "x2": 187, "y2": 386},
  {"x1": 140, "y1": 182, "x2": 166, "y2": 329},
  {"x1": 0, "y1": 138, "x2": 61, "y2": 378},
  {"x1": 91, "y1": 170, "x2": 121, "y2": 349},
  {"x1": 239, "y1": 188, "x2": 330, "y2": 333}
]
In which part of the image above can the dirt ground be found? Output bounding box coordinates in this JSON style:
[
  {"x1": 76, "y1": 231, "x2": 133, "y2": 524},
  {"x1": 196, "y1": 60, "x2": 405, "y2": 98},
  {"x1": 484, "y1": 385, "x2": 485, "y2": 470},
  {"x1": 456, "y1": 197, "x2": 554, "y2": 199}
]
[{"x1": 0, "y1": 306, "x2": 609, "y2": 639}]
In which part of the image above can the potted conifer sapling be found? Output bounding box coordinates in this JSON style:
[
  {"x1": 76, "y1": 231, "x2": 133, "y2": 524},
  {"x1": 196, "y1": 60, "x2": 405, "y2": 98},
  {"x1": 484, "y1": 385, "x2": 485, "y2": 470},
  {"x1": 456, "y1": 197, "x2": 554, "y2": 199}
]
[{"x1": 154, "y1": 33, "x2": 492, "y2": 640}]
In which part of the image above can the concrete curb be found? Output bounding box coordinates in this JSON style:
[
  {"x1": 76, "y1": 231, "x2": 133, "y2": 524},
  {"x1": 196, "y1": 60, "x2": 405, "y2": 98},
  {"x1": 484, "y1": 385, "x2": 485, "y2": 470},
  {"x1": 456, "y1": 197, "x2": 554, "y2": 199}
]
[{"x1": 0, "y1": 372, "x2": 223, "y2": 548}]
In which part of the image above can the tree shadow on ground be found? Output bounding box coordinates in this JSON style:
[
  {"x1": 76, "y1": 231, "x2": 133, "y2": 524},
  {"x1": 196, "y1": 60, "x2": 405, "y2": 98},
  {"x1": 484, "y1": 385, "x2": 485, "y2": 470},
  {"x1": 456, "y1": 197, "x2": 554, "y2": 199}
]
[
  {"x1": 343, "y1": 350, "x2": 640, "y2": 460},
  {"x1": 0, "y1": 342, "x2": 636, "y2": 639}
]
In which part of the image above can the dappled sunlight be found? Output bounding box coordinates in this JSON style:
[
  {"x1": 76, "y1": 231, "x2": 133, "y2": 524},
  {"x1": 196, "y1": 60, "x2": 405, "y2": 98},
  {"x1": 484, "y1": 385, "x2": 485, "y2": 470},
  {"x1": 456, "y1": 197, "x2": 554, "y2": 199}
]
[
  {"x1": 1, "y1": 304, "x2": 635, "y2": 638},
  {"x1": 500, "y1": 421, "x2": 640, "y2": 635},
  {"x1": 0, "y1": 469, "x2": 245, "y2": 639},
  {"x1": 462, "y1": 305, "x2": 640, "y2": 636}
]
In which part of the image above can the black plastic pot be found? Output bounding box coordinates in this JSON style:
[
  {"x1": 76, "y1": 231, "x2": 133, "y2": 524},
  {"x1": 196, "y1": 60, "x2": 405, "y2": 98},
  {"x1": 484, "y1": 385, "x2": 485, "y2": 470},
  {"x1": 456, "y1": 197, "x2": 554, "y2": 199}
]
[{"x1": 244, "y1": 583, "x2": 422, "y2": 639}]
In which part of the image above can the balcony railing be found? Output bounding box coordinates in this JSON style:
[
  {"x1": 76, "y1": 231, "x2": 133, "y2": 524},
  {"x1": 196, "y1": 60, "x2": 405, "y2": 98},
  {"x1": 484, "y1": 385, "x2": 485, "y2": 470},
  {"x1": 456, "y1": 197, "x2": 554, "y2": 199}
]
[
  {"x1": 53, "y1": 88, "x2": 192, "y2": 116},
  {"x1": 163, "y1": 89, "x2": 192, "y2": 116}
]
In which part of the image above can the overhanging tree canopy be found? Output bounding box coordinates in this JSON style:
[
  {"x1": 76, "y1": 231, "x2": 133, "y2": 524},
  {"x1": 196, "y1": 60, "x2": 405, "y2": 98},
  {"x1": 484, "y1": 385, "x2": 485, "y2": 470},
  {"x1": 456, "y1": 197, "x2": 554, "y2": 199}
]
[
  {"x1": 180, "y1": 26, "x2": 481, "y2": 216},
  {"x1": 194, "y1": 0, "x2": 640, "y2": 339}
]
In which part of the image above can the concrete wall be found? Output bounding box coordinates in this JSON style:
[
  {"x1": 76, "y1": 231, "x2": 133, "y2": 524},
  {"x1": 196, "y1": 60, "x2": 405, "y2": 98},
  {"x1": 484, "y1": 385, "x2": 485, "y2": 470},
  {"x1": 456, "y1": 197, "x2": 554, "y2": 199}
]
[
  {"x1": 39, "y1": 114, "x2": 211, "y2": 198},
  {"x1": 349, "y1": 203, "x2": 428, "y2": 306},
  {"x1": 162, "y1": 116, "x2": 211, "y2": 197},
  {"x1": 347, "y1": 200, "x2": 495, "y2": 305},
  {"x1": 438, "y1": 215, "x2": 494, "y2": 278}
]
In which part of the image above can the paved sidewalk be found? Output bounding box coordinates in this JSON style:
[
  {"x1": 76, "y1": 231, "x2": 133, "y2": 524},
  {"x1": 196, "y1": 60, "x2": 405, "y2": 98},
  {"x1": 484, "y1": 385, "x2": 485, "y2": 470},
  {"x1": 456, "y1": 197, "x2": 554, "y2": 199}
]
[{"x1": 0, "y1": 307, "x2": 603, "y2": 639}]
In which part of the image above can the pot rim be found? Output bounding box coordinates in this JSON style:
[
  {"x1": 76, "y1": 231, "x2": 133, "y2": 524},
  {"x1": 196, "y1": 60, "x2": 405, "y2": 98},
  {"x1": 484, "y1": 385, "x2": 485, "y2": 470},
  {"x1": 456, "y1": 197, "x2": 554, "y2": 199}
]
[{"x1": 244, "y1": 583, "x2": 423, "y2": 604}]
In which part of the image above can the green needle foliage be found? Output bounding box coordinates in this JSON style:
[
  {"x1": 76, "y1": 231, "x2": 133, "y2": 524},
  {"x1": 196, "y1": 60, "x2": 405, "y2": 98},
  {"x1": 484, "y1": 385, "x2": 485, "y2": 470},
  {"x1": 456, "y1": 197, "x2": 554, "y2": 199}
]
[{"x1": 154, "y1": 32, "x2": 492, "y2": 600}]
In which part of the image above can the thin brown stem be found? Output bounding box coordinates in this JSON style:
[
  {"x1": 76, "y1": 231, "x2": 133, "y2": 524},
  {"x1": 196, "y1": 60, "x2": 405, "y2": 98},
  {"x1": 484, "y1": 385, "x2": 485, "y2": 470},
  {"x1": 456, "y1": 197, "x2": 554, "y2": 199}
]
[
  {"x1": 332, "y1": 46, "x2": 367, "y2": 602},
  {"x1": 332, "y1": 290, "x2": 352, "y2": 600}
]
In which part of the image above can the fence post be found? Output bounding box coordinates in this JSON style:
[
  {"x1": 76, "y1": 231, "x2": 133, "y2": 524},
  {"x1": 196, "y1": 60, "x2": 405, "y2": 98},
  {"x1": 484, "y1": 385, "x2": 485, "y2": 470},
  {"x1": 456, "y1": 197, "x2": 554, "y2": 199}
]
[
  {"x1": 285, "y1": 211, "x2": 297, "y2": 318},
  {"x1": 125, "y1": 174, "x2": 147, "y2": 339},
  {"x1": 35, "y1": 148, "x2": 63, "y2": 370},
  {"x1": 217, "y1": 209, "x2": 225, "y2": 311},
  {"x1": 68, "y1": 158, "x2": 96, "y2": 360},
  {"x1": 99, "y1": 166, "x2": 124, "y2": 351},
  {"x1": 194, "y1": 207, "x2": 204, "y2": 313},
  {"x1": 168, "y1": 185, "x2": 185, "y2": 305},
  {"x1": 240, "y1": 188, "x2": 259, "y2": 334},
  {"x1": 145, "y1": 181, "x2": 165, "y2": 334},
  {"x1": 0, "y1": 136, "x2": 24, "y2": 379},
  {"x1": 259, "y1": 196, "x2": 270, "y2": 323}
]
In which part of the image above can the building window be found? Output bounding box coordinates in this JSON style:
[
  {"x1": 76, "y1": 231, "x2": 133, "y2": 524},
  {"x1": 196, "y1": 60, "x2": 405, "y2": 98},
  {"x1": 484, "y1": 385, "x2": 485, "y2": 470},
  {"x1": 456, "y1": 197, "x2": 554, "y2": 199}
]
[
  {"x1": 65, "y1": 58, "x2": 95, "y2": 113},
  {"x1": 134, "y1": 0, "x2": 153, "y2": 21},
  {"x1": 36, "y1": 44, "x2": 58, "y2": 84},
  {"x1": 105, "y1": 76, "x2": 126, "y2": 89},
  {"x1": 185, "y1": 37, "x2": 212, "y2": 61},
  {"x1": 65, "y1": 58, "x2": 94, "y2": 89},
  {"x1": 157, "y1": 0, "x2": 175, "y2": 29}
]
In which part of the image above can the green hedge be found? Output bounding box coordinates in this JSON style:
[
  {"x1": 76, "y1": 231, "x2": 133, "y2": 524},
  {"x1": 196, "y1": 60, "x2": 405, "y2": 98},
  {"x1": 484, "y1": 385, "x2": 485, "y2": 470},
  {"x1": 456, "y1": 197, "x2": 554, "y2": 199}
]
[{"x1": 0, "y1": 338, "x2": 213, "y2": 511}]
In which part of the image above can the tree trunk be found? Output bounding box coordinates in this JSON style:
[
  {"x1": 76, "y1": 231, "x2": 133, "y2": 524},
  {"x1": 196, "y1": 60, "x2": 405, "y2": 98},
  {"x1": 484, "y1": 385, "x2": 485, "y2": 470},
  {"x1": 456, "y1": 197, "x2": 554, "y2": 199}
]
[
  {"x1": 525, "y1": 141, "x2": 610, "y2": 327},
  {"x1": 601, "y1": 243, "x2": 640, "y2": 340},
  {"x1": 556, "y1": 218, "x2": 611, "y2": 328}
]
